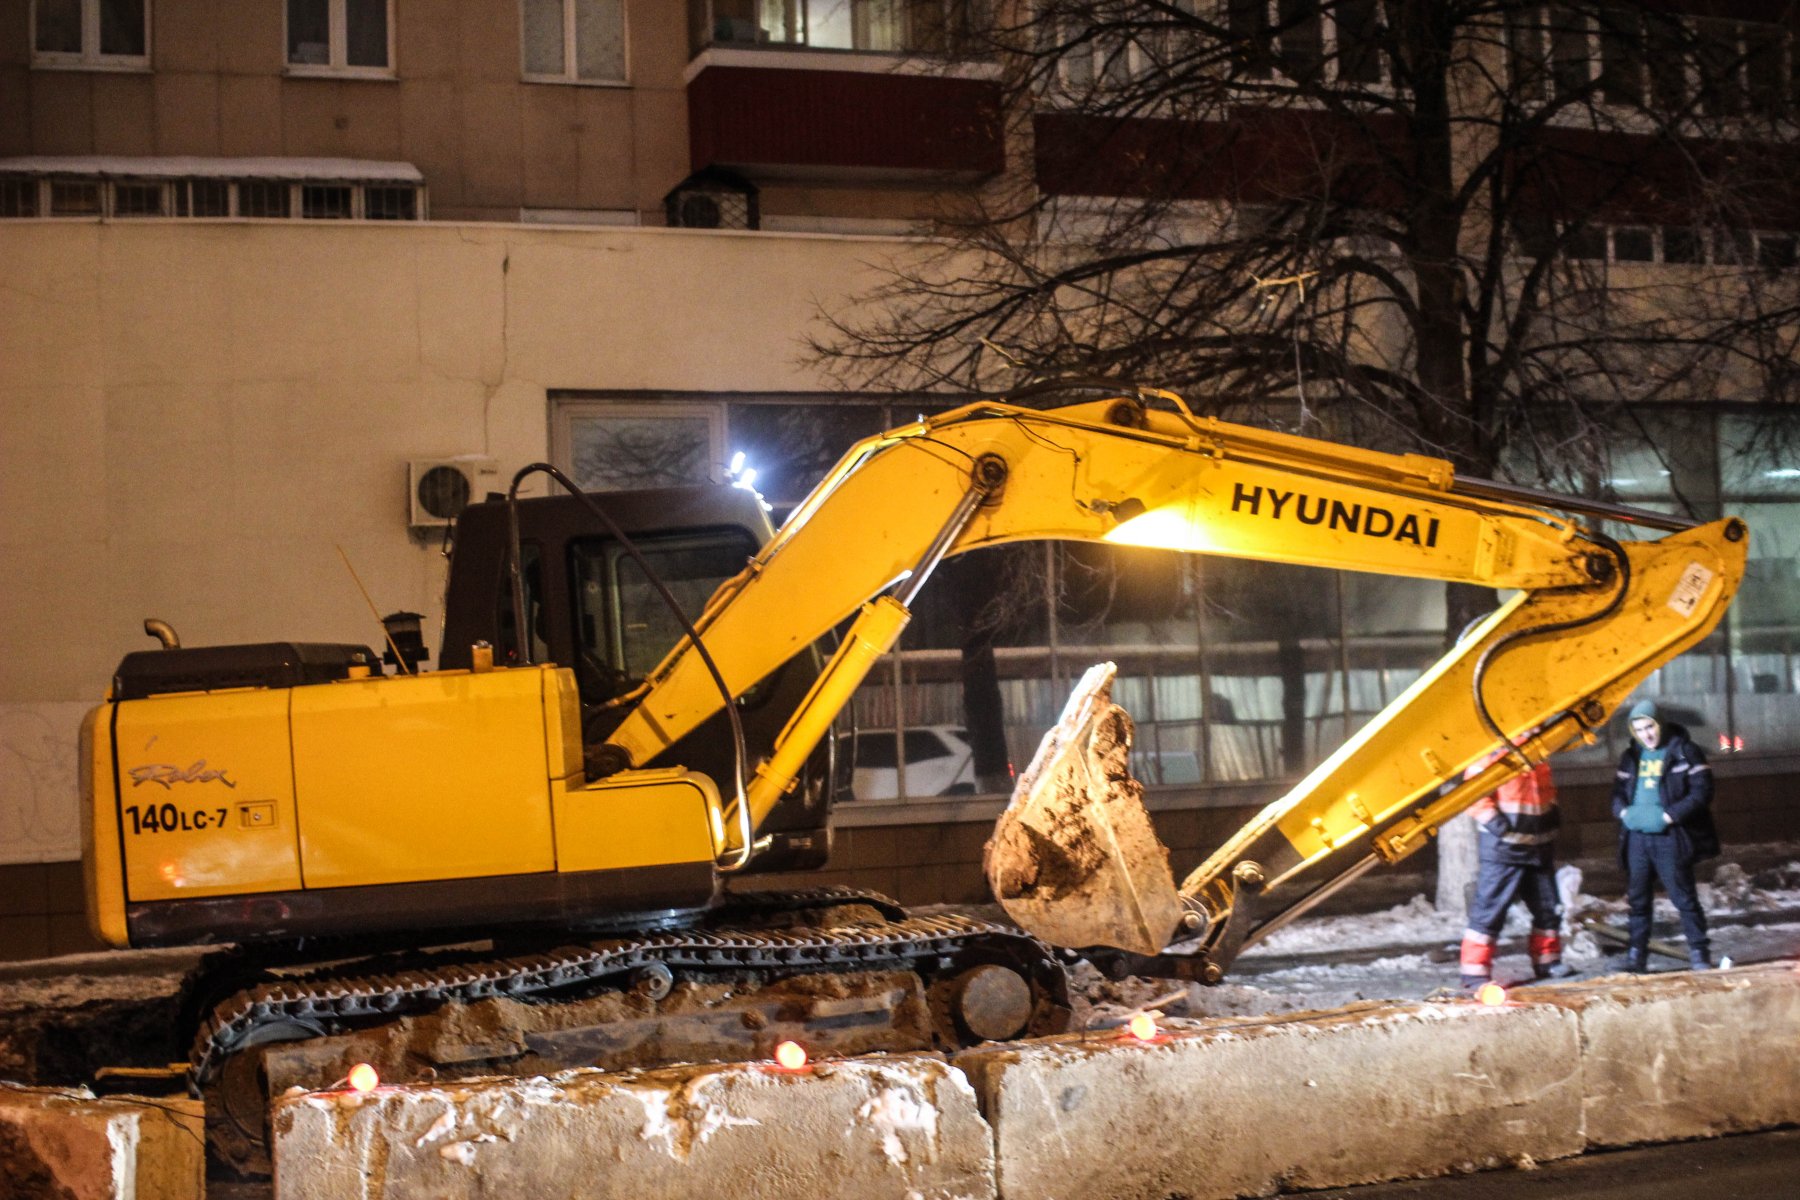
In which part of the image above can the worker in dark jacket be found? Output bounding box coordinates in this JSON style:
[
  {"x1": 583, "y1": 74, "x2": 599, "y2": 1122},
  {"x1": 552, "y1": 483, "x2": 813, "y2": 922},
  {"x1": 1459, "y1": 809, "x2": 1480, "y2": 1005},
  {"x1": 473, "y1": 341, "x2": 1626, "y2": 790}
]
[
  {"x1": 1459, "y1": 736, "x2": 1572, "y2": 988},
  {"x1": 1611, "y1": 699, "x2": 1718, "y2": 972}
]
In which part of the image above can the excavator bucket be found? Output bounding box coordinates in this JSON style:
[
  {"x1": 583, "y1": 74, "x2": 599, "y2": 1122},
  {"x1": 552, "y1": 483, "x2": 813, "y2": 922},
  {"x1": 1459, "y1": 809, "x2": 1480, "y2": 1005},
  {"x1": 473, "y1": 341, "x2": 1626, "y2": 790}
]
[{"x1": 984, "y1": 662, "x2": 1184, "y2": 956}]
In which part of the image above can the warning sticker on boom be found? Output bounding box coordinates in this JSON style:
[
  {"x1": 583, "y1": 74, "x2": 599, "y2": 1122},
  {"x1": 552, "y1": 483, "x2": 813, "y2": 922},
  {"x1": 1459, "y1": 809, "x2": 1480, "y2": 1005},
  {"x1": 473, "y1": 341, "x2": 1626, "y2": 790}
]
[{"x1": 1667, "y1": 562, "x2": 1715, "y2": 618}]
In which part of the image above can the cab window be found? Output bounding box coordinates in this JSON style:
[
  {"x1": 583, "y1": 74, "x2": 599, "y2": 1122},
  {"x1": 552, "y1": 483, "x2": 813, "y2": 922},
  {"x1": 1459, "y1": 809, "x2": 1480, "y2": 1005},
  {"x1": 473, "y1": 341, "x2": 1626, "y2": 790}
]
[
  {"x1": 495, "y1": 542, "x2": 547, "y2": 665},
  {"x1": 568, "y1": 530, "x2": 754, "y2": 703}
]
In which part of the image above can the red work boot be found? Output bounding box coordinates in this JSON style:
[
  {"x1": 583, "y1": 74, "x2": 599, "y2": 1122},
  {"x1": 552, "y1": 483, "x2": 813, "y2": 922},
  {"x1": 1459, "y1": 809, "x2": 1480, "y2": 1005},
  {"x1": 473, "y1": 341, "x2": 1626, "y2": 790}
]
[{"x1": 1459, "y1": 930, "x2": 1494, "y2": 989}]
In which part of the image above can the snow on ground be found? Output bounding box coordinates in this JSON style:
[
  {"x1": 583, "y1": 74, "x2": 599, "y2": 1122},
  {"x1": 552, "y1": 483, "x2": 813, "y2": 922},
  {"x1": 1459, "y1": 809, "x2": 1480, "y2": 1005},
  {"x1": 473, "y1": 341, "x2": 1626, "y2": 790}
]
[
  {"x1": 1073, "y1": 855, "x2": 1800, "y2": 1030},
  {"x1": 1246, "y1": 859, "x2": 1800, "y2": 959}
]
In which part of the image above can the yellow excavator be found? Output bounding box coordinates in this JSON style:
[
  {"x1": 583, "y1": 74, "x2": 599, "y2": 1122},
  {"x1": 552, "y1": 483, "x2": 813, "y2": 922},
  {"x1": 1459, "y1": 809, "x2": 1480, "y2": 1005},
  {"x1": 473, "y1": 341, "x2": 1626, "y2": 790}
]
[{"x1": 81, "y1": 387, "x2": 1745, "y2": 1173}]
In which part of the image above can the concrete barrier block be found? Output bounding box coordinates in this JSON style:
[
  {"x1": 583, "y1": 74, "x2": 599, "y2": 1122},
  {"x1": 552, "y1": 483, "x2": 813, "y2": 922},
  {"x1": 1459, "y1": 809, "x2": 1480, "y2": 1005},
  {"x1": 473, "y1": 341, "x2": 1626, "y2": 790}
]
[
  {"x1": 956, "y1": 1000, "x2": 1583, "y2": 1200},
  {"x1": 0, "y1": 1086, "x2": 203, "y2": 1200},
  {"x1": 272, "y1": 1052, "x2": 994, "y2": 1200},
  {"x1": 1533, "y1": 961, "x2": 1800, "y2": 1147}
]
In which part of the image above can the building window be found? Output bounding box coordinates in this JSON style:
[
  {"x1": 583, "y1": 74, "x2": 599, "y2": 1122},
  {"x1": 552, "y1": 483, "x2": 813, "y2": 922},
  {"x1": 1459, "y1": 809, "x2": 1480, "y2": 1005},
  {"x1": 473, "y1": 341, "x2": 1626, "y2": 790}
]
[
  {"x1": 111, "y1": 179, "x2": 165, "y2": 216},
  {"x1": 0, "y1": 162, "x2": 430, "y2": 222},
  {"x1": 1694, "y1": 18, "x2": 1750, "y2": 117},
  {"x1": 1332, "y1": 0, "x2": 1382, "y2": 85},
  {"x1": 32, "y1": 0, "x2": 148, "y2": 67},
  {"x1": 187, "y1": 179, "x2": 231, "y2": 217},
  {"x1": 238, "y1": 181, "x2": 292, "y2": 218},
  {"x1": 287, "y1": 0, "x2": 392, "y2": 74},
  {"x1": 1221, "y1": 0, "x2": 1384, "y2": 88},
  {"x1": 1760, "y1": 234, "x2": 1798, "y2": 271},
  {"x1": 522, "y1": 0, "x2": 626, "y2": 83},
  {"x1": 1563, "y1": 221, "x2": 1606, "y2": 261},
  {"x1": 689, "y1": 0, "x2": 984, "y2": 58},
  {"x1": 49, "y1": 179, "x2": 101, "y2": 215},
  {"x1": 1506, "y1": 5, "x2": 1596, "y2": 104},
  {"x1": 1691, "y1": 18, "x2": 1793, "y2": 120},
  {"x1": 1527, "y1": 7, "x2": 1794, "y2": 121},
  {"x1": 0, "y1": 177, "x2": 38, "y2": 217},
  {"x1": 364, "y1": 185, "x2": 418, "y2": 220},
  {"x1": 301, "y1": 183, "x2": 353, "y2": 219},
  {"x1": 1515, "y1": 217, "x2": 1800, "y2": 269},
  {"x1": 552, "y1": 401, "x2": 726, "y2": 492},
  {"x1": 1595, "y1": 6, "x2": 1645, "y2": 107},
  {"x1": 1610, "y1": 225, "x2": 1653, "y2": 263},
  {"x1": 1714, "y1": 227, "x2": 1755, "y2": 266},
  {"x1": 1660, "y1": 226, "x2": 1701, "y2": 264}
]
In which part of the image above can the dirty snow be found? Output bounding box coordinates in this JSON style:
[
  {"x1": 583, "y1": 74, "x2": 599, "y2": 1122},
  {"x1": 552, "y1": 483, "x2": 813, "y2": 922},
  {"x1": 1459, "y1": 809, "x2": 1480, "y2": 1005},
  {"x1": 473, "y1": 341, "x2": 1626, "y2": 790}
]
[
  {"x1": 857, "y1": 1075, "x2": 940, "y2": 1167},
  {"x1": 687, "y1": 1079, "x2": 762, "y2": 1146},
  {"x1": 1073, "y1": 855, "x2": 1800, "y2": 1028},
  {"x1": 620, "y1": 1083, "x2": 682, "y2": 1156},
  {"x1": 1245, "y1": 858, "x2": 1800, "y2": 960},
  {"x1": 614, "y1": 1074, "x2": 763, "y2": 1160},
  {"x1": 414, "y1": 1107, "x2": 458, "y2": 1148}
]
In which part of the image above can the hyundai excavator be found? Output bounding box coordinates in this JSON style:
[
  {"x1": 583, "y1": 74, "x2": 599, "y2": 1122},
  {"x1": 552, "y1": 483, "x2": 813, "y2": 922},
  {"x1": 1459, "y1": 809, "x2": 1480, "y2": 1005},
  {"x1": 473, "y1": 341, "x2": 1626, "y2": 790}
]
[{"x1": 80, "y1": 387, "x2": 1745, "y2": 1174}]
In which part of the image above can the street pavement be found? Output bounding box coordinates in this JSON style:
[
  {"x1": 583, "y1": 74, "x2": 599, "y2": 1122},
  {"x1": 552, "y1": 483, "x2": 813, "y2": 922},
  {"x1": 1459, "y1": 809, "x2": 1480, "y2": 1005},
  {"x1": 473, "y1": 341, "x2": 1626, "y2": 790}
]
[{"x1": 1294, "y1": 1127, "x2": 1800, "y2": 1198}]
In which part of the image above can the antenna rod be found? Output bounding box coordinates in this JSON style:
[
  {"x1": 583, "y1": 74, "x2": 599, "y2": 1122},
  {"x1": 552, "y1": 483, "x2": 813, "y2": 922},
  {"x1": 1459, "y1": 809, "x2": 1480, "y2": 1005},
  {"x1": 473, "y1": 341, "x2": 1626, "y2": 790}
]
[{"x1": 336, "y1": 544, "x2": 412, "y2": 674}]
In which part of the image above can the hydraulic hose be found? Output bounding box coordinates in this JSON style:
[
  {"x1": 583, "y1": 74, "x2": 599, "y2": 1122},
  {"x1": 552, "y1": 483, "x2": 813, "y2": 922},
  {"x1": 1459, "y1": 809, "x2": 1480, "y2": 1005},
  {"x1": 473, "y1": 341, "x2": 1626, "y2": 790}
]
[
  {"x1": 1469, "y1": 528, "x2": 1632, "y2": 772},
  {"x1": 503, "y1": 464, "x2": 756, "y2": 872}
]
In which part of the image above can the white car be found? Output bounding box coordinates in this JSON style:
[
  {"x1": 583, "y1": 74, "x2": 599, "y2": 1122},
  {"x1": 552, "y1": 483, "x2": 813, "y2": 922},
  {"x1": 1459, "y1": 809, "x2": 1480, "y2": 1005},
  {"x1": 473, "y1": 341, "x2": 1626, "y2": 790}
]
[{"x1": 847, "y1": 726, "x2": 978, "y2": 800}]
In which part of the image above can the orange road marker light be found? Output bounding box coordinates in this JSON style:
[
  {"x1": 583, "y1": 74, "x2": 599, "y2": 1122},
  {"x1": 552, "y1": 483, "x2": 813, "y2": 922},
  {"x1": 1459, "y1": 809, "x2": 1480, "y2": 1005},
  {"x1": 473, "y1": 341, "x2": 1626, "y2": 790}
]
[
  {"x1": 1475, "y1": 982, "x2": 1508, "y2": 1007},
  {"x1": 773, "y1": 1040, "x2": 808, "y2": 1070},
  {"x1": 346, "y1": 1063, "x2": 380, "y2": 1093}
]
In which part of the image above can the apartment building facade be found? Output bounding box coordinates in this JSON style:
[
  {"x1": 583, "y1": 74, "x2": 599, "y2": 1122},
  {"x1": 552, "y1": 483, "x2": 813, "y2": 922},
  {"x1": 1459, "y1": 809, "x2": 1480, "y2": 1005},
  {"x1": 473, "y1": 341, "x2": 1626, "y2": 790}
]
[{"x1": 2, "y1": 0, "x2": 1000, "y2": 226}]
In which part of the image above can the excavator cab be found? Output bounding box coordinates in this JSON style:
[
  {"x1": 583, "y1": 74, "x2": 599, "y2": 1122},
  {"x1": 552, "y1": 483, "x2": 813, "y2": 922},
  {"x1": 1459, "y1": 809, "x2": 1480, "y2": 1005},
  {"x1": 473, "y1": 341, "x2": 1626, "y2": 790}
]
[{"x1": 439, "y1": 485, "x2": 841, "y2": 874}]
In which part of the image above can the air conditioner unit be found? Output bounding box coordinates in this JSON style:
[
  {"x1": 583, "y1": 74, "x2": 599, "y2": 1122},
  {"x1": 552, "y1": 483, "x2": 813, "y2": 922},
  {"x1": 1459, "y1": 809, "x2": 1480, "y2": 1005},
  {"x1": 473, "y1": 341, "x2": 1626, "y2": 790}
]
[
  {"x1": 663, "y1": 167, "x2": 759, "y2": 231},
  {"x1": 408, "y1": 457, "x2": 497, "y2": 529}
]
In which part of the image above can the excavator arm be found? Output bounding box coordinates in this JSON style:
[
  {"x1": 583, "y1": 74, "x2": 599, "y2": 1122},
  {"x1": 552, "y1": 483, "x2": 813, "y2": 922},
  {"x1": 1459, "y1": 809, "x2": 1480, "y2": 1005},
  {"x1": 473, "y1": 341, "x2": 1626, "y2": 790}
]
[{"x1": 597, "y1": 391, "x2": 1745, "y2": 971}]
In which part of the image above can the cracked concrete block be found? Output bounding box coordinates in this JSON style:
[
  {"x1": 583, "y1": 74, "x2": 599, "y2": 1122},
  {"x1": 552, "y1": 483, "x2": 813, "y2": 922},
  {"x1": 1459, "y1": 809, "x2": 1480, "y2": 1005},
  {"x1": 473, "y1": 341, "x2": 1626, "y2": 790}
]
[
  {"x1": 955, "y1": 1000, "x2": 1583, "y2": 1200},
  {"x1": 272, "y1": 1052, "x2": 994, "y2": 1200},
  {"x1": 0, "y1": 1086, "x2": 203, "y2": 1200},
  {"x1": 1532, "y1": 961, "x2": 1800, "y2": 1147}
]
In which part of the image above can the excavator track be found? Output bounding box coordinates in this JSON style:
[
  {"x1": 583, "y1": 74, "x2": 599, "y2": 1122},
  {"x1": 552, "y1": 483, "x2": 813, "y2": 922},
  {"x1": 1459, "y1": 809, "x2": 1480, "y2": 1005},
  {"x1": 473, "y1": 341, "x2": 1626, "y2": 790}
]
[{"x1": 189, "y1": 895, "x2": 1069, "y2": 1177}]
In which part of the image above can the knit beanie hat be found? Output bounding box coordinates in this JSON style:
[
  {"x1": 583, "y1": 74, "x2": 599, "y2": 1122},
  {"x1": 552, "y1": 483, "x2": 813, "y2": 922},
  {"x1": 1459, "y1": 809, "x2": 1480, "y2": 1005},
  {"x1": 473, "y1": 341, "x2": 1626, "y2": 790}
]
[{"x1": 1627, "y1": 699, "x2": 1659, "y2": 723}]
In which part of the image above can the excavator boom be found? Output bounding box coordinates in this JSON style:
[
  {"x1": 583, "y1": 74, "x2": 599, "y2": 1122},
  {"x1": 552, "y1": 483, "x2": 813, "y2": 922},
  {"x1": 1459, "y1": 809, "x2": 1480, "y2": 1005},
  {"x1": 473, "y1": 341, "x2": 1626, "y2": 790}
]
[{"x1": 600, "y1": 391, "x2": 1745, "y2": 968}]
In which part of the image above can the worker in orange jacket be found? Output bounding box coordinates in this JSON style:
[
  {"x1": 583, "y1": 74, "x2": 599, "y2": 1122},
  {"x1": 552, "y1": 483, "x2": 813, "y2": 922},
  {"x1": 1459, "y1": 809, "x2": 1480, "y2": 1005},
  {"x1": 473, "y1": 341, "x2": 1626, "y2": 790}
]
[{"x1": 1459, "y1": 742, "x2": 1574, "y2": 988}]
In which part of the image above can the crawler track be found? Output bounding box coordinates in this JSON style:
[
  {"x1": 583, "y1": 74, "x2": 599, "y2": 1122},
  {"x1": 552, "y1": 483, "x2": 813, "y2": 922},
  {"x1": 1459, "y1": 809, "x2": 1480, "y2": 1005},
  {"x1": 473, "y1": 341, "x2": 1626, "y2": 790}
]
[{"x1": 185, "y1": 889, "x2": 1070, "y2": 1177}]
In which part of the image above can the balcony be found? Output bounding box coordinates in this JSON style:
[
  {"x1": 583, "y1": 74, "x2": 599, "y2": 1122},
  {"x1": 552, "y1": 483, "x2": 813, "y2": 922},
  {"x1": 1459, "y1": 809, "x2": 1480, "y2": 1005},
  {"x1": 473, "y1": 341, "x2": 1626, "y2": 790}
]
[{"x1": 684, "y1": 1, "x2": 1003, "y2": 184}]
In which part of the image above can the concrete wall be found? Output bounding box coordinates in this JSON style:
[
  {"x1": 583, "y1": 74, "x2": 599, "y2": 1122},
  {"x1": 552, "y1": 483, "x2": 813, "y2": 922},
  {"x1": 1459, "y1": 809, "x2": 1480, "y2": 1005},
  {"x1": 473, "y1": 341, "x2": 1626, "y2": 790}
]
[
  {"x1": 0, "y1": 1086, "x2": 203, "y2": 1200},
  {"x1": 270, "y1": 964, "x2": 1800, "y2": 1200}
]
